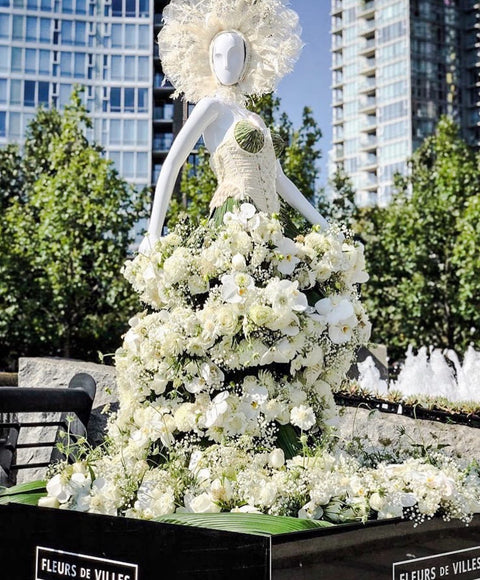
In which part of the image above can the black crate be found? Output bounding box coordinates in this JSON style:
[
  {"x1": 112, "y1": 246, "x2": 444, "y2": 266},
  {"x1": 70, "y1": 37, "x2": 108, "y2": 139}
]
[{"x1": 0, "y1": 503, "x2": 479, "y2": 579}]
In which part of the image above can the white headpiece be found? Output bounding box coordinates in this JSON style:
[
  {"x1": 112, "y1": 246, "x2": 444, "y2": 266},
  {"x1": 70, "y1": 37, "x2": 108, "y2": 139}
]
[{"x1": 158, "y1": 0, "x2": 303, "y2": 104}]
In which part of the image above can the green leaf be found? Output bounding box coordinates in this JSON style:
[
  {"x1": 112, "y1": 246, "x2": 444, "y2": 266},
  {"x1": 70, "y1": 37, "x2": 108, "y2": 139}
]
[
  {"x1": 155, "y1": 512, "x2": 333, "y2": 536},
  {"x1": 0, "y1": 479, "x2": 47, "y2": 505},
  {"x1": 0, "y1": 492, "x2": 47, "y2": 506},
  {"x1": 0, "y1": 479, "x2": 46, "y2": 496},
  {"x1": 276, "y1": 423, "x2": 302, "y2": 459}
]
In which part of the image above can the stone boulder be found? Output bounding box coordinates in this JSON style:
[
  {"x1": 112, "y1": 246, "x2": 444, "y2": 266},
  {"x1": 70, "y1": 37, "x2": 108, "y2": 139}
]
[{"x1": 16, "y1": 357, "x2": 118, "y2": 483}]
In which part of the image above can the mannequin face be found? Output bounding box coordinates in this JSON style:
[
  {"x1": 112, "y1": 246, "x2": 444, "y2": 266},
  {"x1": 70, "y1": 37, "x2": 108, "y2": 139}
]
[{"x1": 210, "y1": 31, "x2": 247, "y2": 86}]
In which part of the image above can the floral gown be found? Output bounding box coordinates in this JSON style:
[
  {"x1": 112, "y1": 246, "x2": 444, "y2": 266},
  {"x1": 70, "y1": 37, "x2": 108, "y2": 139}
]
[{"x1": 44, "y1": 120, "x2": 375, "y2": 518}]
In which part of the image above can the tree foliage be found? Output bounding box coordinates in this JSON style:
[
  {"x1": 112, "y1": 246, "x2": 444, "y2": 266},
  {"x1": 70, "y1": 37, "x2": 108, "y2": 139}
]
[
  {"x1": 358, "y1": 117, "x2": 480, "y2": 362},
  {"x1": 166, "y1": 94, "x2": 323, "y2": 229},
  {"x1": 0, "y1": 89, "x2": 148, "y2": 369}
]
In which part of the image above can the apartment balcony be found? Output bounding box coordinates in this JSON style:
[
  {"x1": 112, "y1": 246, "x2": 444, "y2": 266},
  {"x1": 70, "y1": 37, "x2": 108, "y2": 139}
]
[
  {"x1": 361, "y1": 56, "x2": 376, "y2": 74},
  {"x1": 359, "y1": 36, "x2": 376, "y2": 56},
  {"x1": 361, "y1": 115, "x2": 377, "y2": 131},
  {"x1": 361, "y1": 152, "x2": 378, "y2": 169},
  {"x1": 359, "y1": 76, "x2": 376, "y2": 93},
  {"x1": 332, "y1": 16, "x2": 343, "y2": 32},
  {"x1": 153, "y1": 106, "x2": 174, "y2": 123},
  {"x1": 153, "y1": 134, "x2": 174, "y2": 152},
  {"x1": 332, "y1": 71, "x2": 344, "y2": 87},
  {"x1": 331, "y1": 0, "x2": 342, "y2": 15},
  {"x1": 359, "y1": 94, "x2": 377, "y2": 113},
  {"x1": 153, "y1": 73, "x2": 173, "y2": 91},
  {"x1": 333, "y1": 106, "x2": 344, "y2": 122},
  {"x1": 332, "y1": 33, "x2": 343, "y2": 49},
  {"x1": 359, "y1": 0, "x2": 375, "y2": 18},
  {"x1": 360, "y1": 133, "x2": 377, "y2": 149},
  {"x1": 359, "y1": 18, "x2": 376, "y2": 36},
  {"x1": 360, "y1": 172, "x2": 378, "y2": 189},
  {"x1": 332, "y1": 53, "x2": 343, "y2": 69}
]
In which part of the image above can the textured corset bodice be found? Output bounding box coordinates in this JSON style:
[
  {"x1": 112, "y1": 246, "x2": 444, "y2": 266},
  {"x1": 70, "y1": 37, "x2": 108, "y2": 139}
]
[{"x1": 209, "y1": 122, "x2": 280, "y2": 215}]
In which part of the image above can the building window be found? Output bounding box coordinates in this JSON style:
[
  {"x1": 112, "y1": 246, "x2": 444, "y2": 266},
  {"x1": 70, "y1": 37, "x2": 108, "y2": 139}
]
[
  {"x1": 39, "y1": 18, "x2": 51, "y2": 42},
  {"x1": 112, "y1": 0, "x2": 122, "y2": 16},
  {"x1": 125, "y1": 24, "x2": 135, "y2": 48},
  {"x1": 25, "y1": 49, "x2": 36, "y2": 73},
  {"x1": 0, "y1": 14, "x2": 9, "y2": 39},
  {"x1": 137, "y1": 152, "x2": 148, "y2": 178},
  {"x1": 13, "y1": 15, "x2": 24, "y2": 39},
  {"x1": 125, "y1": 56, "x2": 135, "y2": 81},
  {"x1": 137, "y1": 119, "x2": 148, "y2": 145},
  {"x1": 74, "y1": 20, "x2": 86, "y2": 45},
  {"x1": 62, "y1": 0, "x2": 73, "y2": 13},
  {"x1": 110, "y1": 87, "x2": 121, "y2": 112},
  {"x1": 38, "y1": 81, "x2": 49, "y2": 104},
  {"x1": 124, "y1": 87, "x2": 134, "y2": 112},
  {"x1": 139, "y1": 0, "x2": 148, "y2": 17},
  {"x1": 10, "y1": 79, "x2": 21, "y2": 104},
  {"x1": 24, "y1": 80, "x2": 36, "y2": 106},
  {"x1": 0, "y1": 111, "x2": 5, "y2": 137},
  {"x1": 138, "y1": 88, "x2": 147, "y2": 112},
  {"x1": 39, "y1": 49, "x2": 50, "y2": 74},
  {"x1": 59, "y1": 83, "x2": 71, "y2": 106},
  {"x1": 111, "y1": 23, "x2": 122, "y2": 47},
  {"x1": 0, "y1": 80, "x2": 6, "y2": 104},
  {"x1": 11, "y1": 48, "x2": 23, "y2": 72},
  {"x1": 125, "y1": 0, "x2": 135, "y2": 17},
  {"x1": 9, "y1": 112, "x2": 21, "y2": 137},
  {"x1": 74, "y1": 52, "x2": 85, "y2": 77},
  {"x1": 0, "y1": 47, "x2": 8, "y2": 73},
  {"x1": 26, "y1": 16, "x2": 38, "y2": 41},
  {"x1": 139, "y1": 25, "x2": 149, "y2": 49},
  {"x1": 61, "y1": 19, "x2": 73, "y2": 44},
  {"x1": 60, "y1": 51, "x2": 72, "y2": 76}
]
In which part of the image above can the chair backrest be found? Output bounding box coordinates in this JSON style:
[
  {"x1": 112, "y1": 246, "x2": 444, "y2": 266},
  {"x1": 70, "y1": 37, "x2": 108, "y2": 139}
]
[{"x1": 0, "y1": 373, "x2": 96, "y2": 487}]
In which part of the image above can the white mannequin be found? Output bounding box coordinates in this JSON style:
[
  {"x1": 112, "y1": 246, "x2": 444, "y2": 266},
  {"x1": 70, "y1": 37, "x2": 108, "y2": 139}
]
[{"x1": 140, "y1": 31, "x2": 328, "y2": 253}]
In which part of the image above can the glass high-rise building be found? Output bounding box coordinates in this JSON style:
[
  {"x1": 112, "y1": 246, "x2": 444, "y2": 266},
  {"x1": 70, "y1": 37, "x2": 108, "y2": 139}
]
[
  {"x1": 0, "y1": 0, "x2": 182, "y2": 190},
  {"x1": 329, "y1": 0, "x2": 480, "y2": 206}
]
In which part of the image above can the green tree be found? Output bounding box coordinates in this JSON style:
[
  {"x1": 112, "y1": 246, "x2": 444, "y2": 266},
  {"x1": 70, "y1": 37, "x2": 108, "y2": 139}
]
[
  {"x1": 166, "y1": 94, "x2": 323, "y2": 229},
  {"x1": 0, "y1": 89, "x2": 148, "y2": 369},
  {"x1": 359, "y1": 117, "x2": 480, "y2": 362}
]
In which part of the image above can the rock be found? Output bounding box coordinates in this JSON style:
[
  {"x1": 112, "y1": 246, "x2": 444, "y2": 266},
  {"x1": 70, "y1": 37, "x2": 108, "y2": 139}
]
[
  {"x1": 16, "y1": 357, "x2": 118, "y2": 483},
  {"x1": 336, "y1": 405, "x2": 480, "y2": 461}
]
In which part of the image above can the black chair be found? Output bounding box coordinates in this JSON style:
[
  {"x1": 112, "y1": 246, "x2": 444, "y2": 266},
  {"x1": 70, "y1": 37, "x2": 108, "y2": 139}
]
[{"x1": 0, "y1": 373, "x2": 96, "y2": 487}]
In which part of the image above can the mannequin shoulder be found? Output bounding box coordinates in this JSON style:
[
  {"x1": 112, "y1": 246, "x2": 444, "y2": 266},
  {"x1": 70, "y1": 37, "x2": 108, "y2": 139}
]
[{"x1": 191, "y1": 97, "x2": 225, "y2": 116}]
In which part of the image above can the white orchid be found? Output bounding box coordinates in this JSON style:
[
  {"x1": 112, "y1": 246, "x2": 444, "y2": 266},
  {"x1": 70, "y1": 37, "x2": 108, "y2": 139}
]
[{"x1": 221, "y1": 272, "x2": 255, "y2": 303}]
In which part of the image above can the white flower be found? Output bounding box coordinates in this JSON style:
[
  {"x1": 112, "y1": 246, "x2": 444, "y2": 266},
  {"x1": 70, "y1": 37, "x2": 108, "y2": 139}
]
[
  {"x1": 205, "y1": 391, "x2": 230, "y2": 428},
  {"x1": 224, "y1": 202, "x2": 256, "y2": 226},
  {"x1": 290, "y1": 405, "x2": 316, "y2": 431},
  {"x1": 268, "y1": 279, "x2": 308, "y2": 313},
  {"x1": 315, "y1": 295, "x2": 354, "y2": 324},
  {"x1": 215, "y1": 306, "x2": 239, "y2": 335},
  {"x1": 186, "y1": 362, "x2": 225, "y2": 394},
  {"x1": 231, "y1": 253, "x2": 247, "y2": 271},
  {"x1": 184, "y1": 493, "x2": 221, "y2": 513},
  {"x1": 268, "y1": 448, "x2": 285, "y2": 469},
  {"x1": 221, "y1": 272, "x2": 255, "y2": 303},
  {"x1": 328, "y1": 314, "x2": 358, "y2": 344},
  {"x1": 273, "y1": 237, "x2": 301, "y2": 275}
]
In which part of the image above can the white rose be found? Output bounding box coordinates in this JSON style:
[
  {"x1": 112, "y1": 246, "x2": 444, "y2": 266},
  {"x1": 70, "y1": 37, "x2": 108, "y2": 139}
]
[
  {"x1": 231, "y1": 253, "x2": 247, "y2": 271},
  {"x1": 268, "y1": 448, "x2": 285, "y2": 469},
  {"x1": 186, "y1": 493, "x2": 221, "y2": 513}
]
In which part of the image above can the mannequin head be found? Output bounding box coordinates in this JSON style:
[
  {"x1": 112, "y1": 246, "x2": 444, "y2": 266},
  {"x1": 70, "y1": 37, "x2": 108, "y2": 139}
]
[{"x1": 210, "y1": 31, "x2": 247, "y2": 86}]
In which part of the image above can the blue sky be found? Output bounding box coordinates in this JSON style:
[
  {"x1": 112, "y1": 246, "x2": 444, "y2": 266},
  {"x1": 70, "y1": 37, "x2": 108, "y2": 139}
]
[{"x1": 276, "y1": 1, "x2": 331, "y2": 189}]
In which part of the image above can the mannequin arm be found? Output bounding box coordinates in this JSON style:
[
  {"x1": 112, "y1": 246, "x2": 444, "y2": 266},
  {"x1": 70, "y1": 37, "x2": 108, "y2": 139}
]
[
  {"x1": 142, "y1": 98, "x2": 220, "y2": 248},
  {"x1": 276, "y1": 161, "x2": 329, "y2": 229}
]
